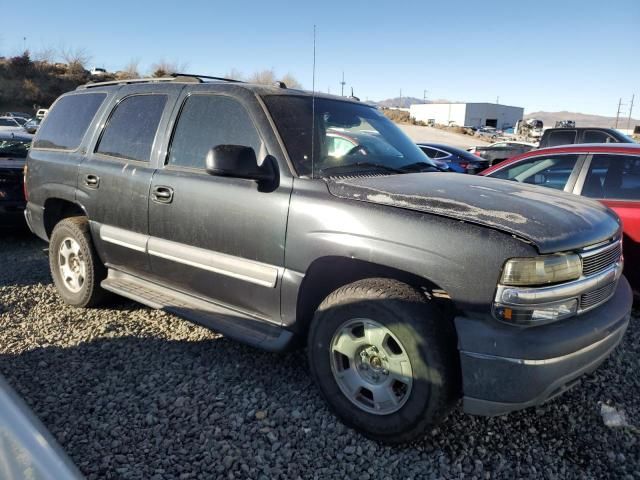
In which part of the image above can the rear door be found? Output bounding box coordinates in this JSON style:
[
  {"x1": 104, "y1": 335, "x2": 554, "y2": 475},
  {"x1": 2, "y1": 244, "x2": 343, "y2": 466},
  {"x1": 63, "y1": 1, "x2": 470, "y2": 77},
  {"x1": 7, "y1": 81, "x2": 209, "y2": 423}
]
[
  {"x1": 78, "y1": 84, "x2": 180, "y2": 276},
  {"x1": 487, "y1": 153, "x2": 585, "y2": 192},
  {"x1": 147, "y1": 90, "x2": 293, "y2": 321}
]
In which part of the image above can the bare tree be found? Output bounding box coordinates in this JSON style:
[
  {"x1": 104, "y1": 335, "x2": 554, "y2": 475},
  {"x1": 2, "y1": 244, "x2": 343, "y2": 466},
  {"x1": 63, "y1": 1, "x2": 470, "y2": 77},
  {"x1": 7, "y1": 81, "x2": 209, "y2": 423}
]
[
  {"x1": 33, "y1": 46, "x2": 57, "y2": 64},
  {"x1": 281, "y1": 72, "x2": 302, "y2": 89},
  {"x1": 150, "y1": 59, "x2": 187, "y2": 77},
  {"x1": 59, "y1": 45, "x2": 91, "y2": 68},
  {"x1": 117, "y1": 59, "x2": 140, "y2": 79},
  {"x1": 225, "y1": 68, "x2": 244, "y2": 81},
  {"x1": 247, "y1": 68, "x2": 277, "y2": 85},
  {"x1": 246, "y1": 69, "x2": 302, "y2": 88}
]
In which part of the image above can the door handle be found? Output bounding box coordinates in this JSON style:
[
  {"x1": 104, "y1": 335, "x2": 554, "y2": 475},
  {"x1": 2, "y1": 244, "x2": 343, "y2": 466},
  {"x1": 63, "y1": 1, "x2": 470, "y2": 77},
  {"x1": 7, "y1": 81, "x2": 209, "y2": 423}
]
[
  {"x1": 152, "y1": 186, "x2": 174, "y2": 204},
  {"x1": 84, "y1": 174, "x2": 100, "y2": 188}
]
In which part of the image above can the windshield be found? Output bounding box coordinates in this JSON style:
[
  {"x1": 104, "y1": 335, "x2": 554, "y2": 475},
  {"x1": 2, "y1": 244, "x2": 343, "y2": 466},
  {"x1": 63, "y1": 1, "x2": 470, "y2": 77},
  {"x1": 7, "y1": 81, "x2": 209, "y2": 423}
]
[
  {"x1": 262, "y1": 95, "x2": 436, "y2": 177},
  {"x1": 0, "y1": 138, "x2": 31, "y2": 157}
]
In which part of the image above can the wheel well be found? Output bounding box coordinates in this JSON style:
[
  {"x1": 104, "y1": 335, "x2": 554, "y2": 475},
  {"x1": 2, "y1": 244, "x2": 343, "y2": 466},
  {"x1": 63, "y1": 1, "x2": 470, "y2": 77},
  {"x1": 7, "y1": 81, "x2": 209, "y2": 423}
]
[
  {"x1": 43, "y1": 198, "x2": 86, "y2": 238},
  {"x1": 295, "y1": 256, "x2": 453, "y2": 337}
]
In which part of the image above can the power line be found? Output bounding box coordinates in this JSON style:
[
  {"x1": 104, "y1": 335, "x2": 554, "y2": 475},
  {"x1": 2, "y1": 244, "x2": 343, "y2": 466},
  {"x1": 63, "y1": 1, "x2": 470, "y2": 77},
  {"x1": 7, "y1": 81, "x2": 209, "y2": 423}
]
[{"x1": 615, "y1": 98, "x2": 624, "y2": 128}]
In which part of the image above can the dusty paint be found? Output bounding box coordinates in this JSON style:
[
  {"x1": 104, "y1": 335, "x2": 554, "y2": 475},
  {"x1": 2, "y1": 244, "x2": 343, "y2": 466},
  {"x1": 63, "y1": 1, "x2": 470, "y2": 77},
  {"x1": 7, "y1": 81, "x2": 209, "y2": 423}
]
[{"x1": 327, "y1": 172, "x2": 621, "y2": 253}]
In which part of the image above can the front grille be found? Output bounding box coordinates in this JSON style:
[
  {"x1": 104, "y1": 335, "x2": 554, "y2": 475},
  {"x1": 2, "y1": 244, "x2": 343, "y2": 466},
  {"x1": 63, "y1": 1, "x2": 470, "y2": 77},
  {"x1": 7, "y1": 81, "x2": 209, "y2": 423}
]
[
  {"x1": 581, "y1": 242, "x2": 622, "y2": 277},
  {"x1": 580, "y1": 282, "x2": 616, "y2": 310}
]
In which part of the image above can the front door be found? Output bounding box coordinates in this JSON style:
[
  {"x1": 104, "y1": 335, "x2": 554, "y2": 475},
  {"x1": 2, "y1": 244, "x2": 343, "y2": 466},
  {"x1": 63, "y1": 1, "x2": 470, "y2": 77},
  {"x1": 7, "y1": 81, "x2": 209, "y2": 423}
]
[{"x1": 148, "y1": 92, "x2": 292, "y2": 322}]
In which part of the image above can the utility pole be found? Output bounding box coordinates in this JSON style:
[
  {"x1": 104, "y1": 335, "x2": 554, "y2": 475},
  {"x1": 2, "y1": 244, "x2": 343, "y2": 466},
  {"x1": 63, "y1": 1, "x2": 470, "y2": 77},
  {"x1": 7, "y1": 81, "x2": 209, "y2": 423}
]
[
  {"x1": 23, "y1": 37, "x2": 26, "y2": 52},
  {"x1": 340, "y1": 71, "x2": 345, "y2": 97},
  {"x1": 496, "y1": 96, "x2": 500, "y2": 104},
  {"x1": 615, "y1": 98, "x2": 623, "y2": 128},
  {"x1": 423, "y1": 89, "x2": 428, "y2": 103},
  {"x1": 399, "y1": 88, "x2": 402, "y2": 108},
  {"x1": 627, "y1": 94, "x2": 635, "y2": 130}
]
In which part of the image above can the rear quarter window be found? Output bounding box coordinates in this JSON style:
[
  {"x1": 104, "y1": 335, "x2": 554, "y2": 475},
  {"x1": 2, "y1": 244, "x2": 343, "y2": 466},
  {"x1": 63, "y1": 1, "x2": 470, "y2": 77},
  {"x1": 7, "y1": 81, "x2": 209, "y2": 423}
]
[
  {"x1": 546, "y1": 130, "x2": 577, "y2": 147},
  {"x1": 33, "y1": 93, "x2": 106, "y2": 150}
]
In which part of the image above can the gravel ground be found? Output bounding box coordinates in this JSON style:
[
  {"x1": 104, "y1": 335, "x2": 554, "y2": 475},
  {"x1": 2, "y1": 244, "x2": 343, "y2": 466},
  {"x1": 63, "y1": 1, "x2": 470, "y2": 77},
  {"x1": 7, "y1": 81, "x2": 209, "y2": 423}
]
[{"x1": 0, "y1": 230, "x2": 639, "y2": 480}]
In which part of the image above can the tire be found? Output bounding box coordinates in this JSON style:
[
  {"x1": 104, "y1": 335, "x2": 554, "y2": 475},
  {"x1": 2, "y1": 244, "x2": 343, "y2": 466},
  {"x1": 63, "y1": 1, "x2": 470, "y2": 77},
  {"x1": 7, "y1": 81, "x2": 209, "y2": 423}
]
[
  {"x1": 307, "y1": 278, "x2": 459, "y2": 444},
  {"x1": 49, "y1": 216, "x2": 109, "y2": 308}
]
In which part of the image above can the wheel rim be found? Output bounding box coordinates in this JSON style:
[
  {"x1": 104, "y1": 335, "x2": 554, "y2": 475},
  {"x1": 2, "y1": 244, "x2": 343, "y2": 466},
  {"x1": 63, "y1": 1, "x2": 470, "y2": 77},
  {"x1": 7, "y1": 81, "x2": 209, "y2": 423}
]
[
  {"x1": 330, "y1": 318, "x2": 413, "y2": 415},
  {"x1": 58, "y1": 237, "x2": 86, "y2": 293}
]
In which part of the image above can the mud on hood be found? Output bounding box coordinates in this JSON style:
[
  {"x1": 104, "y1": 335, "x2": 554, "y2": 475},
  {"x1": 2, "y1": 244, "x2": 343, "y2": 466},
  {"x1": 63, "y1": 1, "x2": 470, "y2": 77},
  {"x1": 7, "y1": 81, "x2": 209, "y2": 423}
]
[{"x1": 326, "y1": 173, "x2": 621, "y2": 254}]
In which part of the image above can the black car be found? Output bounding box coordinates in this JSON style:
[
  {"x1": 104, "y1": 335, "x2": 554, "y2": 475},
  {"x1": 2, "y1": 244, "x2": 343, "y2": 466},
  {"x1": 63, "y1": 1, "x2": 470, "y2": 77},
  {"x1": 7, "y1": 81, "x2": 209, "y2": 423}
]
[
  {"x1": 539, "y1": 127, "x2": 636, "y2": 148},
  {"x1": 24, "y1": 74, "x2": 632, "y2": 443},
  {"x1": 467, "y1": 141, "x2": 537, "y2": 166},
  {"x1": 0, "y1": 132, "x2": 31, "y2": 224},
  {"x1": 417, "y1": 143, "x2": 489, "y2": 174}
]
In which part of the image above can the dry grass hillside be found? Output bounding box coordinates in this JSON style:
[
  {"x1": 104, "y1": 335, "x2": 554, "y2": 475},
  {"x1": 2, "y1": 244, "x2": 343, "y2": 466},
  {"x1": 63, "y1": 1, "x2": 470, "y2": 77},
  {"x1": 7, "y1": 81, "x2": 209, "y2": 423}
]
[{"x1": 0, "y1": 53, "x2": 119, "y2": 113}]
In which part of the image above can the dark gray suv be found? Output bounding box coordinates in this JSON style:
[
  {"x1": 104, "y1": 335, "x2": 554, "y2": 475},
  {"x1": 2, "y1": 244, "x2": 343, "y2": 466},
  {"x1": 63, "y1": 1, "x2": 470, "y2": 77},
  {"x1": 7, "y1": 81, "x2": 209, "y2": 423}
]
[{"x1": 24, "y1": 75, "x2": 633, "y2": 443}]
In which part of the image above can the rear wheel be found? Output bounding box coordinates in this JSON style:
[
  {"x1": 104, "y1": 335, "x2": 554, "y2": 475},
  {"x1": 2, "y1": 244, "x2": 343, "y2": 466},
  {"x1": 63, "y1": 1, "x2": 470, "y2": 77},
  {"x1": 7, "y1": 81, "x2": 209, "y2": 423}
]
[
  {"x1": 308, "y1": 278, "x2": 459, "y2": 444},
  {"x1": 49, "y1": 216, "x2": 109, "y2": 307}
]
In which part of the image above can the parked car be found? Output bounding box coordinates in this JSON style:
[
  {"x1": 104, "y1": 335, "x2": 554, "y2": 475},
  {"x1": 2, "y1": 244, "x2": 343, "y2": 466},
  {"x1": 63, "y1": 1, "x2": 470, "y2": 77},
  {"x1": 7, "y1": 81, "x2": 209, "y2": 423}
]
[
  {"x1": 2, "y1": 111, "x2": 32, "y2": 121},
  {"x1": 417, "y1": 143, "x2": 489, "y2": 173},
  {"x1": 475, "y1": 126, "x2": 498, "y2": 139},
  {"x1": 539, "y1": 127, "x2": 635, "y2": 149},
  {"x1": 90, "y1": 67, "x2": 108, "y2": 76},
  {"x1": 481, "y1": 143, "x2": 640, "y2": 295},
  {"x1": 468, "y1": 141, "x2": 536, "y2": 166},
  {"x1": 25, "y1": 75, "x2": 632, "y2": 443},
  {"x1": 24, "y1": 118, "x2": 42, "y2": 134},
  {"x1": 0, "y1": 374, "x2": 82, "y2": 479},
  {"x1": 36, "y1": 109, "x2": 49, "y2": 119},
  {"x1": 0, "y1": 132, "x2": 32, "y2": 224},
  {"x1": 0, "y1": 116, "x2": 28, "y2": 134}
]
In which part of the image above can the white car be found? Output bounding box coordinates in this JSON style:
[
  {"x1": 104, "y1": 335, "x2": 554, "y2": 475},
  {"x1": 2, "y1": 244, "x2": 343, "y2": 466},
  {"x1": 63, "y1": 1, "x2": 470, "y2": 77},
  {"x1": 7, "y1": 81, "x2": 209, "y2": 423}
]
[
  {"x1": 0, "y1": 116, "x2": 27, "y2": 133},
  {"x1": 36, "y1": 108, "x2": 49, "y2": 119},
  {"x1": 90, "y1": 67, "x2": 107, "y2": 76}
]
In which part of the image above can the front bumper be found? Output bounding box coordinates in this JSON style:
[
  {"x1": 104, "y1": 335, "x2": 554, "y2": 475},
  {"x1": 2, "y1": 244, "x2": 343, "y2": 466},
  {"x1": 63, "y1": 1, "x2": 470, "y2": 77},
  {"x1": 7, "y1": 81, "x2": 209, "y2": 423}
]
[{"x1": 456, "y1": 275, "x2": 632, "y2": 416}]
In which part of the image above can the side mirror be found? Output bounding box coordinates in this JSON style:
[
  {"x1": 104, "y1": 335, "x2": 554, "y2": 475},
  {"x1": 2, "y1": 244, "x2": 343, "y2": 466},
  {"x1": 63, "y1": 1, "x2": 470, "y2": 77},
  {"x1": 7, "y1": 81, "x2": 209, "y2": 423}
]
[{"x1": 205, "y1": 145, "x2": 275, "y2": 182}]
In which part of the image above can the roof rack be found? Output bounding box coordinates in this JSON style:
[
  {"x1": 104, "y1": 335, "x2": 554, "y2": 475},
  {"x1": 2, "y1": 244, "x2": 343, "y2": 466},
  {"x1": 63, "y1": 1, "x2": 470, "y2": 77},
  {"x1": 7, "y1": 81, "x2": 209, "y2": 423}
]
[{"x1": 77, "y1": 72, "x2": 244, "y2": 90}]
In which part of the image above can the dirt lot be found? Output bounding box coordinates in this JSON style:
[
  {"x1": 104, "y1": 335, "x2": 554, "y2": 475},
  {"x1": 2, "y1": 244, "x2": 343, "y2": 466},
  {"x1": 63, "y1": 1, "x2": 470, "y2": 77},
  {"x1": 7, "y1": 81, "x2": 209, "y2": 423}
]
[{"x1": 0, "y1": 230, "x2": 638, "y2": 479}]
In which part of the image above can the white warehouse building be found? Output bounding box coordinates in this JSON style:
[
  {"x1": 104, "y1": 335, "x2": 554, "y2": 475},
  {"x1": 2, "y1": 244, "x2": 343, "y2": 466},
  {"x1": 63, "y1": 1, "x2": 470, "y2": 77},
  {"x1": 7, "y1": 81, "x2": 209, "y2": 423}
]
[{"x1": 409, "y1": 102, "x2": 524, "y2": 130}]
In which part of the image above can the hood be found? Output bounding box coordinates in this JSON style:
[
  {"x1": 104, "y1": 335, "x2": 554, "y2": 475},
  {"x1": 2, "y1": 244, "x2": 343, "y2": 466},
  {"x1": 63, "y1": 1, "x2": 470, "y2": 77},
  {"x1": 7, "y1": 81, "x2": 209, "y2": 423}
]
[{"x1": 326, "y1": 173, "x2": 621, "y2": 254}]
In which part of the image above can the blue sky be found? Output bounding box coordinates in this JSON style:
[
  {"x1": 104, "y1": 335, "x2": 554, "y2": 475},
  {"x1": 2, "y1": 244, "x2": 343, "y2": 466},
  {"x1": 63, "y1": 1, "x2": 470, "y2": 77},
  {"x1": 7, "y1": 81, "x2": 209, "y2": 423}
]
[{"x1": 2, "y1": 0, "x2": 638, "y2": 116}]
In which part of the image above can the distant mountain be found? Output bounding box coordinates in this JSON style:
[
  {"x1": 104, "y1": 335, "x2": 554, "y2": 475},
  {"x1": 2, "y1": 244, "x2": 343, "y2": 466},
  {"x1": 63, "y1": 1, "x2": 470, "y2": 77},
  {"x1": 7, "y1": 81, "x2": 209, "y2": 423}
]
[
  {"x1": 525, "y1": 111, "x2": 640, "y2": 129},
  {"x1": 374, "y1": 97, "x2": 427, "y2": 108}
]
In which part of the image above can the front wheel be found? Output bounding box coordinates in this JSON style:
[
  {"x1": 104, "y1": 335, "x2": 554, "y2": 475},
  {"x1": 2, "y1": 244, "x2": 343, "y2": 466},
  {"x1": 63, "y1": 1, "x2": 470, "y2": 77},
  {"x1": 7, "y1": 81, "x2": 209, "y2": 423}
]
[
  {"x1": 308, "y1": 278, "x2": 459, "y2": 444},
  {"x1": 49, "y1": 216, "x2": 109, "y2": 308}
]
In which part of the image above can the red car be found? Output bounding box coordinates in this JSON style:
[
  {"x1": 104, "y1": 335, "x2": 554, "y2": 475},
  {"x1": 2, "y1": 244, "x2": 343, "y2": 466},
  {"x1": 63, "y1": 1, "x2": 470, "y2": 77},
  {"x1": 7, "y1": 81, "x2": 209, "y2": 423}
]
[{"x1": 482, "y1": 143, "x2": 640, "y2": 295}]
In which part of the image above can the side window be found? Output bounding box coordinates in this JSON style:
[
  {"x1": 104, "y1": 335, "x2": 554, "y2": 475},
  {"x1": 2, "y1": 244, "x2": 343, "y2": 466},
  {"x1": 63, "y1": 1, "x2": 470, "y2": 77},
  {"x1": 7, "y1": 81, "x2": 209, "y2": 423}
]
[
  {"x1": 96, "y1": 95, "x2": 167, "y2": 162},
  {"x1": 582, "y1": 154, "x2": 640, "y2": 200},
  {"x1": 490, "y1": 154, "x2": 580, "y2": 190},
  {"x1": 583, "y1": 130, "x2": 616, "y2": 144},
  {"x1": 419, "y1": 146, "x2": 439, "y2": 158},
  {"x1": 169, "y1": 95, "x2": 262, "y2": 169},
  {"x1": 547, "y1": 130, "x2": 577, "y2": 147},
  {"x1": 33, "y1": 93, "x2": 106, "y2": 150}
]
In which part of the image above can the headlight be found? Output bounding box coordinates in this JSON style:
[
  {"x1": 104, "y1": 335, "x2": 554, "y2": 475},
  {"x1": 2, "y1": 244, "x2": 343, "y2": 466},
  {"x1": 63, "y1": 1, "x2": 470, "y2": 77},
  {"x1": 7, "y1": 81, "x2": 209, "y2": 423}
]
[{"x1": 501, "y1": 254, "x2": 582, "y2": 286}]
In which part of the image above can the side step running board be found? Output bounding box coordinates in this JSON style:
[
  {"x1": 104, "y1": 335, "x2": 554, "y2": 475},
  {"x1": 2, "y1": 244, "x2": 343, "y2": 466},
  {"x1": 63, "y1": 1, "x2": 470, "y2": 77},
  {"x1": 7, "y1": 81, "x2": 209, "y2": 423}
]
[{"x1": 101, "y1": 269, "x2": 294, "y2": 352}]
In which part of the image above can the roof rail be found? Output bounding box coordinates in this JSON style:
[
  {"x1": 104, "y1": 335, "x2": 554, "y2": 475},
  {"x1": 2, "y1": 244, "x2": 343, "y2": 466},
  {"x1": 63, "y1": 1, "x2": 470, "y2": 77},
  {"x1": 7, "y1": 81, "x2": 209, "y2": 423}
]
[
  {"x1": 169, "y1": 72, "x2": 244, "y2": 83},
  {"x1": 77, "y1": 73, "x2": 243, "y2": 90}
]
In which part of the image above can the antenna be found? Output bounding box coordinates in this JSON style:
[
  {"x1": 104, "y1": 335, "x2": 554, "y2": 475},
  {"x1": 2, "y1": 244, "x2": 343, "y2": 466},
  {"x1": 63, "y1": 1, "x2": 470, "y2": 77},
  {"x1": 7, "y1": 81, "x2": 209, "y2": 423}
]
[{"x1": 311, "y1": 25, "x2": 317, "y2": 179}]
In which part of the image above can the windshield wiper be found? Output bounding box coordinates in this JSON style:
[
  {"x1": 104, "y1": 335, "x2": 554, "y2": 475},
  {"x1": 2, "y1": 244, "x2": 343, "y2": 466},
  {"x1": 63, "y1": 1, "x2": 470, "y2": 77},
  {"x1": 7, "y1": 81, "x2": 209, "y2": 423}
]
[
  {"x1": 399, "y1": 161, "x2": 446, "y2": 172},
  {"x1": 320, "y1": 162, "x2": 405, "y2": 175}
]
